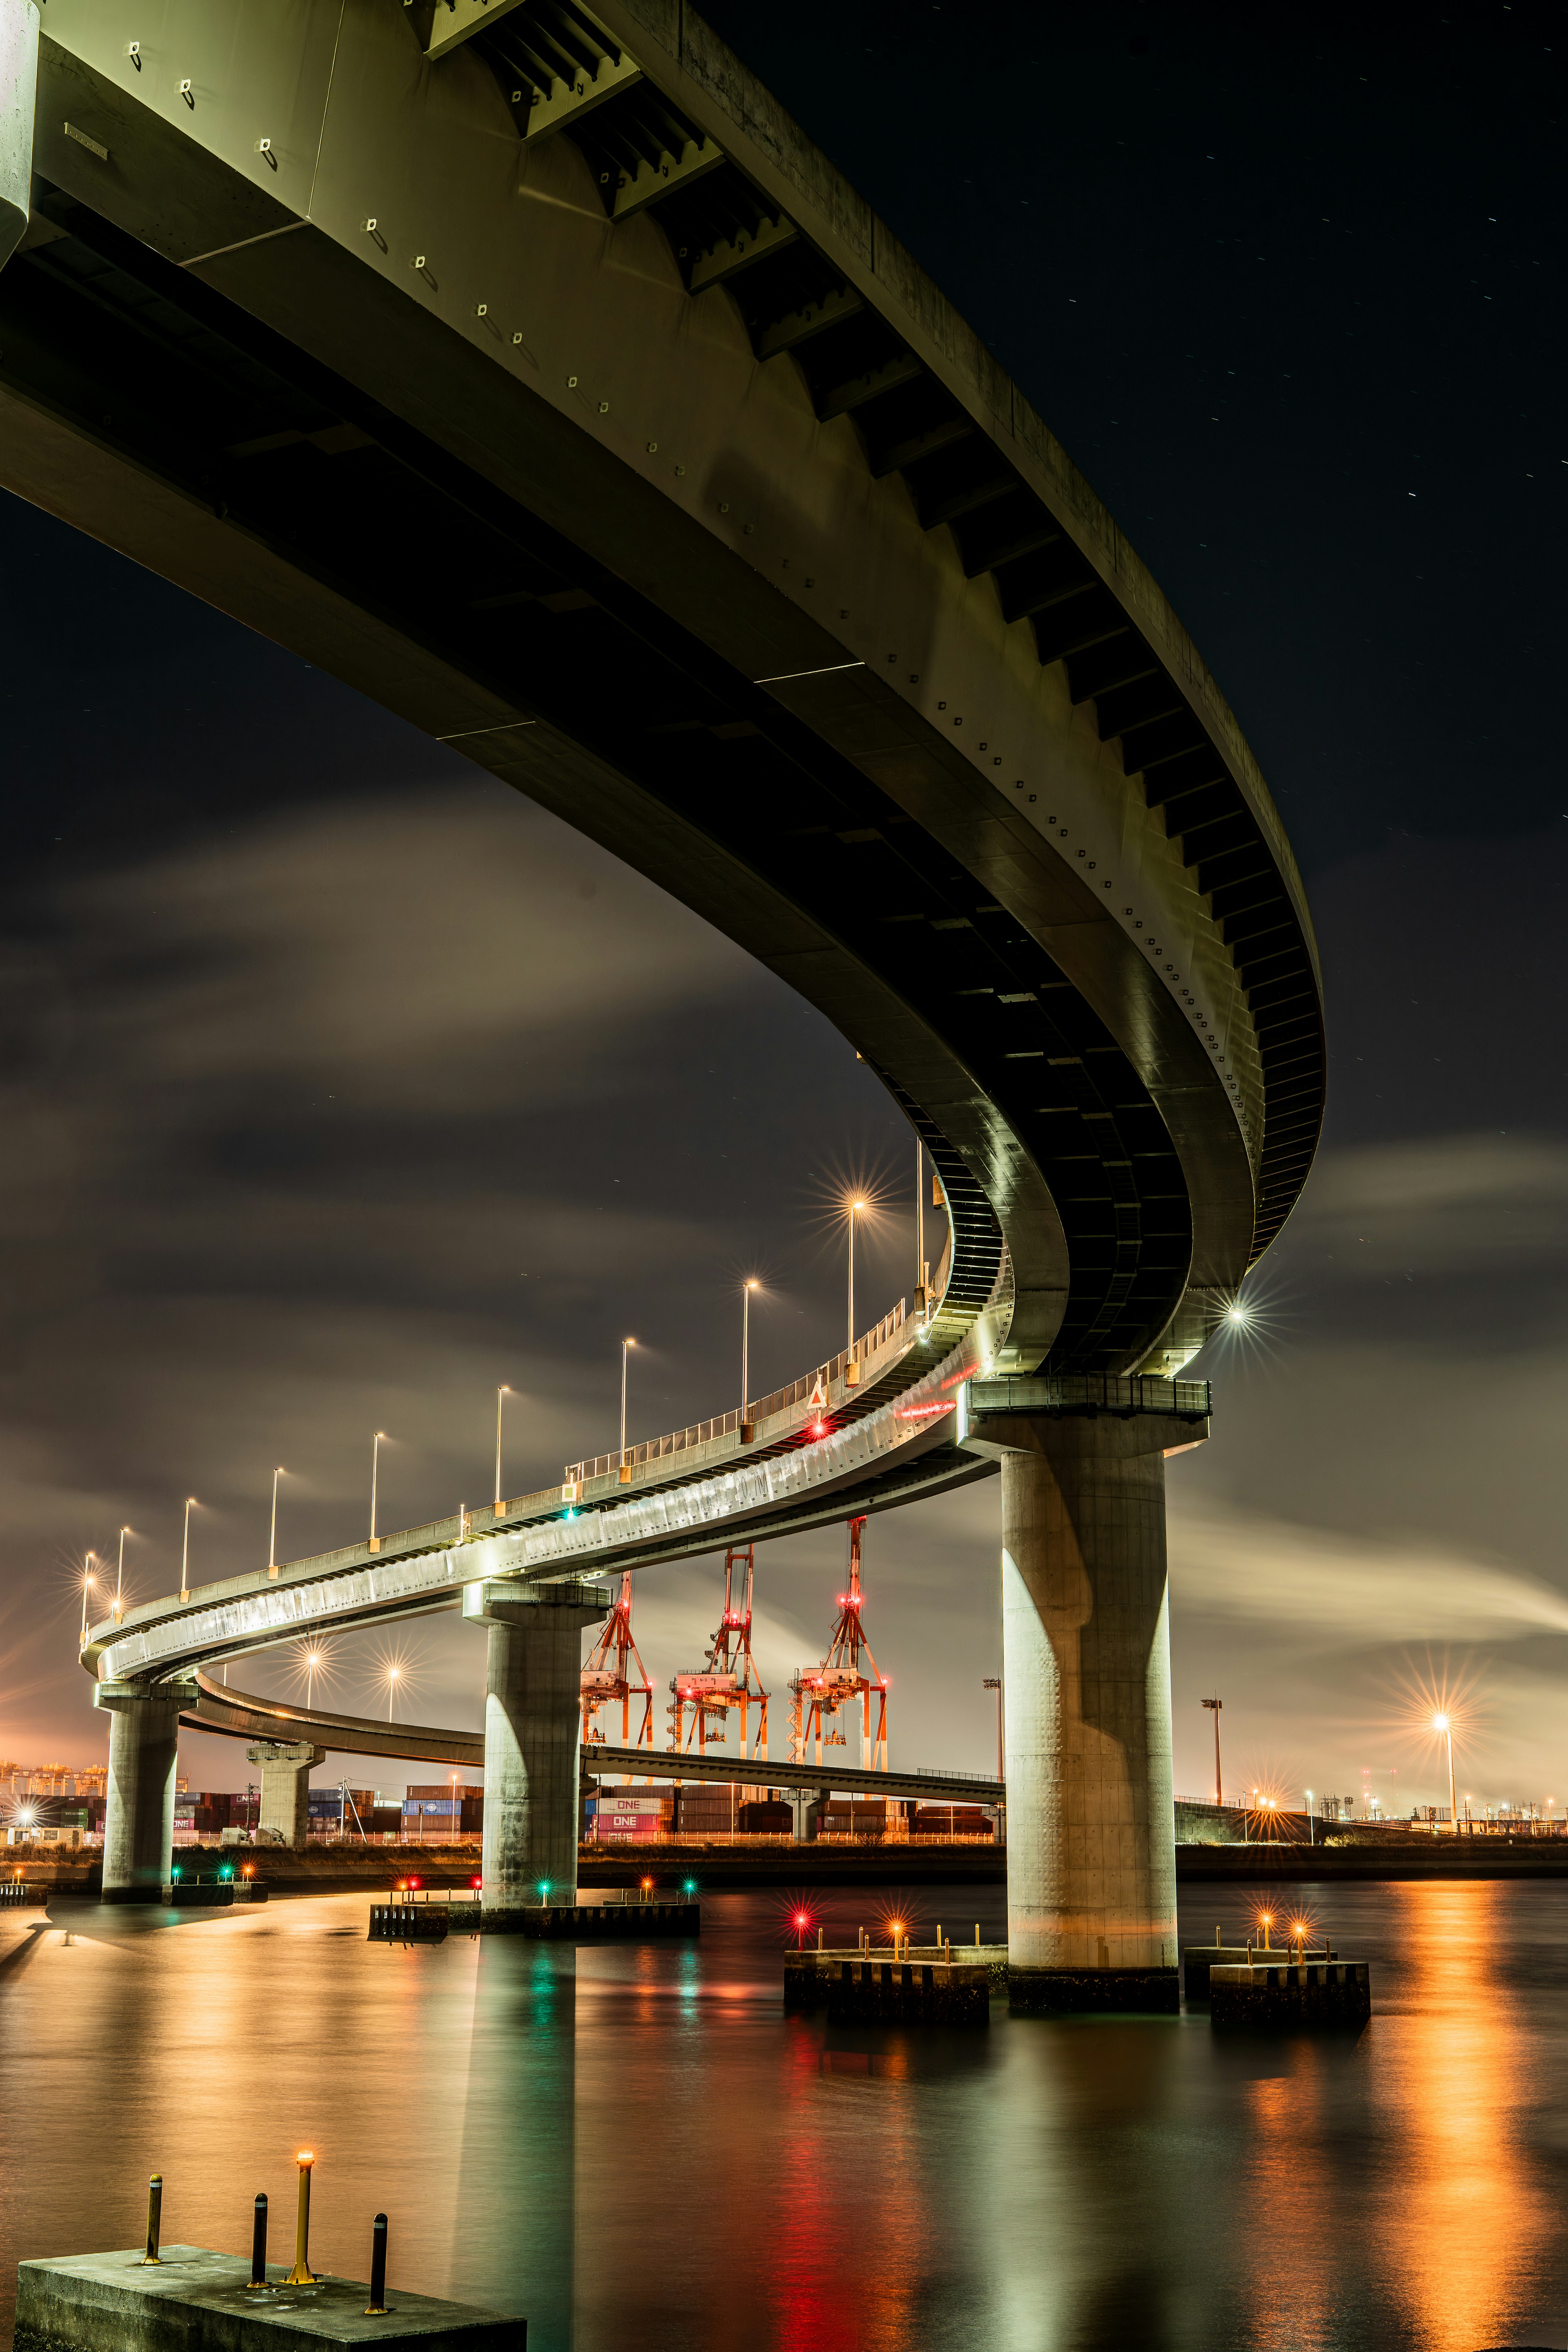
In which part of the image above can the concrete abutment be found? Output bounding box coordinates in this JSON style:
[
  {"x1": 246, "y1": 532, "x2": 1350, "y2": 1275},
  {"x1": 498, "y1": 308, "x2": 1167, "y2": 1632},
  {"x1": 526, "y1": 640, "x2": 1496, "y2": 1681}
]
[
  {"x1": 463, "y1": 1577, "x2": 610, "y2": 1922},
  {"x1": 94, "y1": 1681, "x2": 185, "y2": 1901},
  {"x1": 969, "y1": 1405, "x2": 1201, "y2": 2014}
]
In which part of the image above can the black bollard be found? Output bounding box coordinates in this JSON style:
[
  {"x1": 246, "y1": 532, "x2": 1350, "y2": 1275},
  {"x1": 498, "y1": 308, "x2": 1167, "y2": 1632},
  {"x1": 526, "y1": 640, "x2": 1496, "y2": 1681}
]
[
  {"x1": 364, "y1": 2213, "x2": 390, "y2": 2316},
  {"x1": 140, "y1": 2176, "x2": 163, "y2": 2267},
  {"x1": 245, "y1": 2193, "x2": 269, "y2": 2292}
]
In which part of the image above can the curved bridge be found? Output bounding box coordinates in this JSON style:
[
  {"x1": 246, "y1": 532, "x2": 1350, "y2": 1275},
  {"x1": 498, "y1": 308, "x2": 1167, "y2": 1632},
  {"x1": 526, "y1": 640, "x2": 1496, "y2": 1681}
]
[{"x1": 0, "y1": 0, "x2": 1323, "y2": 1993}]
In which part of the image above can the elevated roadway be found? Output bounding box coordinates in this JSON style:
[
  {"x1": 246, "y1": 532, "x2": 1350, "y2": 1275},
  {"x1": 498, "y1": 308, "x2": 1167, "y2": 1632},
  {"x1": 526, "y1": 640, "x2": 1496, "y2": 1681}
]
[{"x1": 0, "y1": 0, "x2": 1324, "y2": 1998}]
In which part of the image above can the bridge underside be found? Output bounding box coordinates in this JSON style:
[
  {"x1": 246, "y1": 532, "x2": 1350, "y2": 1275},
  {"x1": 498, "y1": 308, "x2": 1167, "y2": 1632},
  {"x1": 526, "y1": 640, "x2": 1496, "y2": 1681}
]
[{"x1": 4, "y1": 0, "x2": 1324, "y2": 2005}]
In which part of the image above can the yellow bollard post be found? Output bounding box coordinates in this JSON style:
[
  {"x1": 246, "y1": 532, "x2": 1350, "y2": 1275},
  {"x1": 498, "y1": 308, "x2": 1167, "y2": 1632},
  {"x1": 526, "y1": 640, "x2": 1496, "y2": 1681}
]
[
  {"x1": 284, "y1": 2152, "x2": 318, "y2": 2286},
  {"x1": 140, "y1": 2175, "x2": 163, "y2": 2265}
]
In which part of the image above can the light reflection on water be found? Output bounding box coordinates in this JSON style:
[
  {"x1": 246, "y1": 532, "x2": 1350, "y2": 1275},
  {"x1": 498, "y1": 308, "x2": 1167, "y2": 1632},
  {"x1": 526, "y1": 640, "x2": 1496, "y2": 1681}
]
[{"x1": 0, "y1": 1880, "x2": 1565, "y2": 2350}]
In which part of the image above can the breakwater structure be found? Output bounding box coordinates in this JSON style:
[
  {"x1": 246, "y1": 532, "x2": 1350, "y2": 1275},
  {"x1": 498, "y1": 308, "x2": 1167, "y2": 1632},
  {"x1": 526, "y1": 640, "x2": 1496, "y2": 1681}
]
[{"x1": 3, "y1": 0, "x2": 1323, "y2": 2009}]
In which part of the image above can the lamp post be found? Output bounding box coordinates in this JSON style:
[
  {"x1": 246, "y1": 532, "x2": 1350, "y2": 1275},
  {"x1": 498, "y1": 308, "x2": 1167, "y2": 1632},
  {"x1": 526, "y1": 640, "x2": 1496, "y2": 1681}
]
[
  {"x1": 983, "y1": 1675, "x2": 1004, "y2": 1782},
  {"x1": 1433, "y1": 1712, "x2": 1458, "y2": 1836},
  {"x1": 846, "y1": 1198, "x2": 866, "y2": 1348},
  {"x1": 78, "y1": 1561, "x2": 97, "y2": 1648},
  {"x1": 494, "y1": 1386, "x2": 512, "y2": 1510},
  {"x1": 114, "y1": 1525, "x2": 131, "y2": 1623},
  {"x1": 370, "y1": 1432, "x2": 388, "y2": 1545},
  {"x1": 1203, "y1": 1694, "x2": 1223, "y2": 1806},
  {"x1": 385, "y1": 1662, "x2": 401, "y2": 1723},
  {"x1": 1305, "y1": 1788, "x2": 1315, "y2": 1846},
  {"x1": 268, "y1": 1467, "x2": 286, "y2": 1576},
  {"x1": 915, "y1": 1139, "x2": 927, "y2": 1303},
  {"x1": 741, "y1": 1281, "x2": 759, "y2": 1425},
  {"x1": 179, "y1": 1497, "x2": 197, "y2": 1604},
  {"x1": 620, "y1": 1339, "x2": 636, "y2": 1468}
]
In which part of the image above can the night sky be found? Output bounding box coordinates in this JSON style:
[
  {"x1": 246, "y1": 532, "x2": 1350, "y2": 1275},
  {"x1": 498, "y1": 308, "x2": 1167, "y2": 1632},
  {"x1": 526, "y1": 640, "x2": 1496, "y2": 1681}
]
[{"x1": 2, "y1": 0, "x2": 1564, "y2": 1817}]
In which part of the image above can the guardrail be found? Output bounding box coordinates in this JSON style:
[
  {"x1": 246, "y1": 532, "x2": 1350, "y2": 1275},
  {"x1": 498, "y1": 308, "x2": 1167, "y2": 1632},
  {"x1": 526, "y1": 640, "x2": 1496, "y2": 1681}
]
[
  {"x1": 968, "y1": 1373, "x2": 1211, "y2": 1420},
  {"x1": 564, "y1": 1294, "x2": 916, "y2": 1485}
]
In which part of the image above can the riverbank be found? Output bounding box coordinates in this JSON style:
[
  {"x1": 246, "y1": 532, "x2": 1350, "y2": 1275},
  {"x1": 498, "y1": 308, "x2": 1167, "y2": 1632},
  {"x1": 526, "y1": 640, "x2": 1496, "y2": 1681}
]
[{"x1": 18, "y1": 1835, "x2": 1568, "y2": 1901}]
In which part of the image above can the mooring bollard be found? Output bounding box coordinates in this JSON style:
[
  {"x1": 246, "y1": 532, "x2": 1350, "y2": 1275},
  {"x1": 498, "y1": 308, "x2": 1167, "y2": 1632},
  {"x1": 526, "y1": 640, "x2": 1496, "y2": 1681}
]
[
  {"x1": 283, "y1": 2151, "x2": 317, "y2": 2287},
  {"x1": 140, "y1": 2175, "x2": 163, "y2": 2267},
  {"x1": 365, "y1": 2212, "x2": 390, "y2": 2316},
  {"x1": 245, "y1": 2192, "x2": 269, "y2": 2292}
]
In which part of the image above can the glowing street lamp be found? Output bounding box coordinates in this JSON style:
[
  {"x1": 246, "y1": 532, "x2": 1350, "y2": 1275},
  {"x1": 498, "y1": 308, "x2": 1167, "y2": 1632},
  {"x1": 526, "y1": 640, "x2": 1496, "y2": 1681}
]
[
  {"x1": 370, "y1": 1432, "x2": 388, "y2": 1546},
  {"x1": 179, "y1": 1496, "x2": 198, "y2": 1604},
  {"x1": 619, "y1": 1339, "x2": 636, "y2": 1471},
  {"x1": 114, "y1": 1525, "x2": 131, "y2": 1623},
  {"x1": 846, "y1": 1198, "x2": 866, "y2": 1347},
  {"x1": 1433, "y1": 1712, "x2": 1458, "y2": 1836},
  {"x1": 78, "y1": 1559, "x2": 98, "y2": 1648},
  {"x1": 741, "y1": 1281, "x2": 760, "y2": 1427},
  {"x1": 384, "y1": 1662, "x2": 401, "y2": 1723},
  {"x1": 494, "y1": 1386, "x2": 512, "y2": 1509},
  {"x1": 301, "y1": 1646, "x2": 326, "y2": 1710},
  {"x1": 268, "y1": 1467, "x2": 286, "y2": 1578}
]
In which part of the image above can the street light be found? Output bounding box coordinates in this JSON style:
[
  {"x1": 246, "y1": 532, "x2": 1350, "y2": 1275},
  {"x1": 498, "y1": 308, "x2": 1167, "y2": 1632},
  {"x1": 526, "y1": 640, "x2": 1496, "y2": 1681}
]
[
  {"x1": 982, "y1": 1676, "x2": 1004, "y2": 1782},
  {"x1": 1433, "y1": 1712, "x2": 1458, "y2": 1837},
  {"x1": 179, "y1": 1497, "x2": 198, "y2": 1604},
  {"x1": 619, "y1": 1339, "x2": 636, "y2": 1474},
  {"x1": 385, "y1": 1662, "x2": 401, "y2": 1722},
  {"x1": 268, "y1": 1467, "x2": 286, "y2": 1578},
  {"x1": 113, "y1": 1525, "x2": 131, "y2": 1623},
  {"x1": 846, "y1": 1198, "x2": 866, "y2": 1348},
  {"x1": 1203, "y1": 1695, "x2": 1223, "y2": 1806},
  {"x1": 78, "y1": 1559, "x2": 98, "y2": 1648},
  {"x1": 1305, "y1": 1787, "x2": 1314, "y2": 1847},
  {"x1": 494, "y1": 1386, "x2": 512, "y2": 1510},
  {"x1": 741, "y1": 1281, "x2": 760, "y2": 1431},
  {"x1": 370, "y1": 1432, "x2": 388, "y2": 1547}
]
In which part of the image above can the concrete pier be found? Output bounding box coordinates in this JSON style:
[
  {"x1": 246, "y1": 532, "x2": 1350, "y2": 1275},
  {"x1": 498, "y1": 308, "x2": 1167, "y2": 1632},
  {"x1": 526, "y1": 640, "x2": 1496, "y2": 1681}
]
[
  {"x1": 971, "y1": 1403, "x2": 1198, "y2": 2013},
  {"x1": 16, "y1": 2246, "x2": 525, "y2": 2352},
  {"x1": 463, "y1": 1578, "x2": 609, "y2": 1924},
  {"x1": 94, "y1": 1681, "x2": 186, "y2": 1903},
  {"x1": 785, "y1": 1942, "x2": 1007, "y2": 2025},
  {"x1": 247, "y1": 1742, "x2": 326, "y2": 1851},
  {"x1": 1210, "y1": 1959, "x2": 1371, "y2": 2027}
]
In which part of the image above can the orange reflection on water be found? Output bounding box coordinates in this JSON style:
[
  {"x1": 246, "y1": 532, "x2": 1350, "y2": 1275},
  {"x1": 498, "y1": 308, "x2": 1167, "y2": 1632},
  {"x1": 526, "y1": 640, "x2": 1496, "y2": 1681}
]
[
  {"x1": 1377, "y1": 1880, "x2": 1550, "y2": 2349},
  {"x1": 1234, "y1": 2052, "x2": 1335, "y2": 2350}
]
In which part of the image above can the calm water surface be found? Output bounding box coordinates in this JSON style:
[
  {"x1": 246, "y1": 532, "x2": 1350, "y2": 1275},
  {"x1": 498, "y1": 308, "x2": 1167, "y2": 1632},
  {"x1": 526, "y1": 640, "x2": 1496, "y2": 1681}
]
[{"x1": 1, "y1": 1878, "x2": 1564, "y2": 2351}]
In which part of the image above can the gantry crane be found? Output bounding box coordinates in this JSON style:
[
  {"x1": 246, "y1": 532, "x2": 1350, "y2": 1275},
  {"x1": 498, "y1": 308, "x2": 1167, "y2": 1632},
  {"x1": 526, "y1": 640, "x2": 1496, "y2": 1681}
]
[
  {"x1": 788, "y1": 1517, "x2": 889, "y2": 1770},
  {"x1": 668, "y1": 1542, "x2": 769, "y2": 1760},
  {"x1": 581, "y1": 1572, "x2": 655, "y2": 1748}
]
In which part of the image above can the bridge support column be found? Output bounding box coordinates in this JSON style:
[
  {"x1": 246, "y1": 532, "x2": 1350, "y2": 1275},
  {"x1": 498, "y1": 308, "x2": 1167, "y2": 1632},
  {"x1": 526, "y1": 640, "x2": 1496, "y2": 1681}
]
[
  {"x1": 247, "y1": 1742, "x2": 325, "y2": 1850},
  {"x1": 791, "y1": 1789, "x2": 825, "y2": 1843},
  {"x1": 94, "y1": 1681, "x2": 186, "y2": 1902},
  {"x1": 463, "y1": 1578, "x2": 610, "y2": 1922},
  {"x1": 972, "y1": 1408, "x2": 1200, "y2": 2013}
]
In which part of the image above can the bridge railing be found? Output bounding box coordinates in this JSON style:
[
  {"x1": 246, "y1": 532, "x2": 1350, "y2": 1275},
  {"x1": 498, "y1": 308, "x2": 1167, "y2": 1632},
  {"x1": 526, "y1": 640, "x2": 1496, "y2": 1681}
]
[
  {"x1": 564, "y1": 1295, "x2": 913, "y2": 1485},
  {"x1": 967, "y1": 1372, "x2": 1212, "y2": 1420}
]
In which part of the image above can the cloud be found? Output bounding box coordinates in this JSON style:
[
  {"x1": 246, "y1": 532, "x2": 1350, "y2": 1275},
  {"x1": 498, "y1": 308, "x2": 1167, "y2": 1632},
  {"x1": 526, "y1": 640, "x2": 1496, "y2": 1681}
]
[
  {"x1": 1170, "y1": 1498, "x2": 1568, "y2": 1650},
  {"x1": 1292, "y1": 1133, "x2": 1568, "y2": 1275}
]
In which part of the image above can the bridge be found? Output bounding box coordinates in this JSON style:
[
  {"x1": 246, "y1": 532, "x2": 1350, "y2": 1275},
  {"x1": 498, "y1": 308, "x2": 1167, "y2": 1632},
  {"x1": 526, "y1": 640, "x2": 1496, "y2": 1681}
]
[{"x1": 0, "y1": 0, "x2": 1323, "y2": 2005}]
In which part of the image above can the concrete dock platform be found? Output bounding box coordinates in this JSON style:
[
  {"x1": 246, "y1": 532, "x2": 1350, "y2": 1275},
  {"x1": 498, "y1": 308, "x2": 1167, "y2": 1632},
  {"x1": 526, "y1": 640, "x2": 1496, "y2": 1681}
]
[
  {"x1": 785, "y1": 1944, "x2": 1007, "y2": 2025},
  {"x1": 15, "y1": 2247, "x2": 524, "y2": 2352},
  {"x1": 1183, "y1": 1943, "x2": 1335, "y2": 2002},
  {"x1": 1210, "y1": 1959, "x2": 1371, "y2": 2027},
  {"x1": 479, "y1": 1899, "x2": 699, "y2": 1941}
]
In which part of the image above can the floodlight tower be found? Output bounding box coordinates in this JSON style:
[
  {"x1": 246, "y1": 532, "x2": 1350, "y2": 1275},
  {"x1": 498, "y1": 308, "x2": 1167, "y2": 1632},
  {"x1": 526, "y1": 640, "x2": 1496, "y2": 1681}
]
[
  {"x1": 668, "y1": 1543, "x2": 769, "y2": 1759},
  {"x1": 580, "y1": 1573, "x2": 654, "y2": 1747},
  {"x1": 788, "y1": 1517, "x2": 888, "y2": 1771}
]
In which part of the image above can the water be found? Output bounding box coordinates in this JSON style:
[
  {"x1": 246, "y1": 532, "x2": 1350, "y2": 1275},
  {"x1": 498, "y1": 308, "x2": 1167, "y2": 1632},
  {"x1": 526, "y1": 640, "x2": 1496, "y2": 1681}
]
[{"x1": 1, "y1": 1878, "x2": 1564, "y2": 2351}]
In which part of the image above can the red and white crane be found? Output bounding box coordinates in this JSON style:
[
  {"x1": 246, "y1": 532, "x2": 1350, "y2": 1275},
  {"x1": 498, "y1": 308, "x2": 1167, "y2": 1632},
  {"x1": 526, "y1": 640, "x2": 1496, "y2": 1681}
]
[
  {"x1": 788, "y1": 1516, "x2": 889, "y2": 1770},
  {"x1": 581, "y1": 1572, "x2": 655, "y2": 1748},
  {"x1": 668, "y1": 1542, "x2": 769, "y2": 1760}
]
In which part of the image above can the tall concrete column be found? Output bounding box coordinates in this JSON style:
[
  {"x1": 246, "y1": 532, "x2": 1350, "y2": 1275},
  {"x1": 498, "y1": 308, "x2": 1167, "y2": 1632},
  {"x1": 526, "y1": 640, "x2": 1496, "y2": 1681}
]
[
  {"x1": 463, "y1": 1577, "x2": 609, "y2": 1922},
  {"x1": 94, "y1": 1680, "x2": 186, "y2": 1902},
  {"x1": 247, "y1": 1742, "x2": 325, "y2": 1850},
  {"x1": 969, "y1": 1402, "x2": 1202, "y2": 2013}
]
